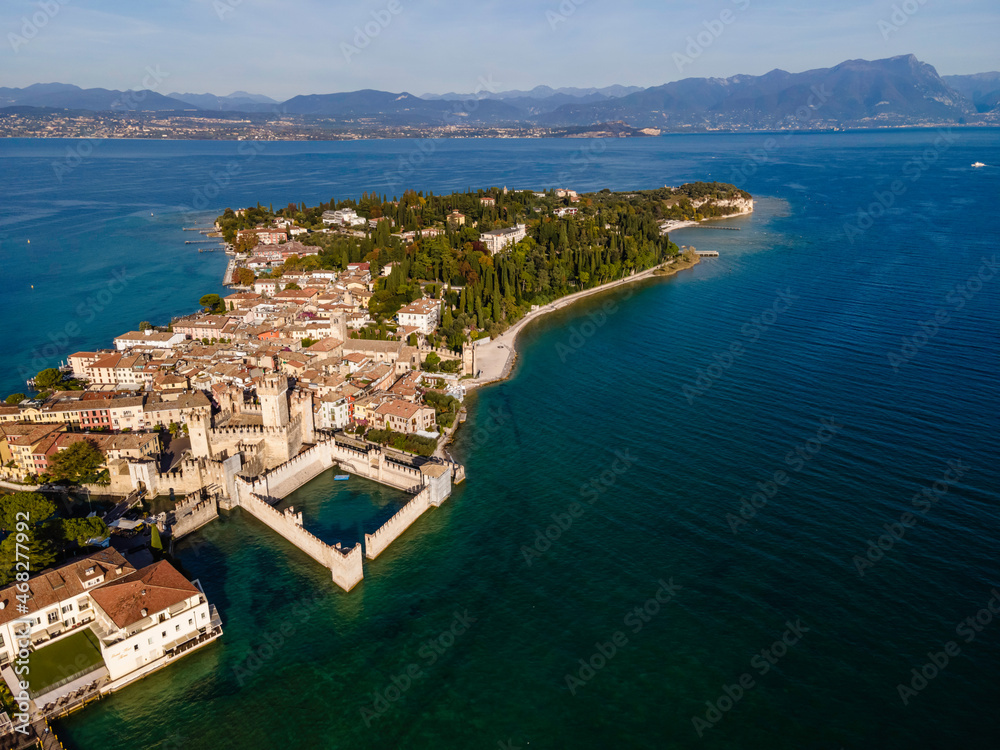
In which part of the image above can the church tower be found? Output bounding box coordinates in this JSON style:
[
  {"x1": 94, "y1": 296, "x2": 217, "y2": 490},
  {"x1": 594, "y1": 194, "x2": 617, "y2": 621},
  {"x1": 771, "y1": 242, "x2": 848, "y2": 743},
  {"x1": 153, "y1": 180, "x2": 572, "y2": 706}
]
[{"x1": 259, "y1": 374, "x2": 289, "y2": 429}]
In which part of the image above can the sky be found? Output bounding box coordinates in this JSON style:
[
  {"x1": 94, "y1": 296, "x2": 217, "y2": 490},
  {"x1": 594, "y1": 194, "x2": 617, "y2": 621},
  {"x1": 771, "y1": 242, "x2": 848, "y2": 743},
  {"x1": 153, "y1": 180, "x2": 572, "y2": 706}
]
[{"x1": 1, "y1": 0, "x2": 997, "y2": 99}]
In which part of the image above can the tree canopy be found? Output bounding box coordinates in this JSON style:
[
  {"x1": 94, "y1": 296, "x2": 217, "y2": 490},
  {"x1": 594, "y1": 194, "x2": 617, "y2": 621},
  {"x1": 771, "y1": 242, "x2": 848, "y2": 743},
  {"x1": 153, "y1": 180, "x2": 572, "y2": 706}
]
[{"x1": 44, "y1": 440, "x2": 106, "y2": 485}]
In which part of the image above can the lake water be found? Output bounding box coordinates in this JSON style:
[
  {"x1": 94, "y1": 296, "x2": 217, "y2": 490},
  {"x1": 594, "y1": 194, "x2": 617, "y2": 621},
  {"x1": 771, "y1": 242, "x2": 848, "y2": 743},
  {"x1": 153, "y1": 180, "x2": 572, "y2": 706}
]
[{"x1": 1, "y1": 130, "x2": 998, "y2": 748}]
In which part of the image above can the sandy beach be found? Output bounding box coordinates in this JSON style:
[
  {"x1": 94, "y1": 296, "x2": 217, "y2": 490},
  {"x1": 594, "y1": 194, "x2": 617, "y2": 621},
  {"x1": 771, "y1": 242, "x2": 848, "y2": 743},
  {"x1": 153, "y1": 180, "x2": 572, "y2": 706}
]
[{"x1": 466, "y1": 253, "x2": 701, "y2": 388}]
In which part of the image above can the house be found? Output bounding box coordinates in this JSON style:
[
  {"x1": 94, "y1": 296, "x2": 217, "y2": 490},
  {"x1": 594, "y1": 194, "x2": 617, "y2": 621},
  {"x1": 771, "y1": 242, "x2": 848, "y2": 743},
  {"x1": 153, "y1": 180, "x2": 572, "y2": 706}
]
[
  {"x1": 372, "y1": 399, "x2": 437, "y2": 434},
  {"x1": 396, "y1": 298, "x2": 442, "y2": 335},
  {"x1": 68, "y1": 352, "x2": 101, "y2": 379},
  {"x1": 0, "y1": 548, "x2": 221, "y2": 710},
  {"x1": 223, "y1": 292, "x2": 263, "y2": 311},
  {"x1": 479, "y1": 224, "x2": 527, "y2": 255},
  {"x1": 237, "y1": 227, "x2": 287, "y2": 245},
  {"x1": 321, "y1": 208, "x2": 366, "y2": 227},
  {"x1": 114, "y1": 331, "x2": 187, "y2": 351},
  {"x1": 480, "y1": 196, "x2": 496, "y2": 206},
  {"x1": 447, "y1": 210, "x2": 466, "y2": 226},
  {"x1": 554, "y1": 207, "x2": 579, "y2": 217},
  {"x1": 253, "y1": 279, "x2": 284, "y2": 296}
]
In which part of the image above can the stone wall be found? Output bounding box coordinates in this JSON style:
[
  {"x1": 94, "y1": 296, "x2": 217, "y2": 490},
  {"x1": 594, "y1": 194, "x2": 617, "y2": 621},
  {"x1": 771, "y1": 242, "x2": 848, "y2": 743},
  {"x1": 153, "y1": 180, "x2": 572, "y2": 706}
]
[
  {"x1": 170, "y1": 491, "x2": 220, "y2": 539},
  {"x1": 364, "y1": 486, "x2": 433, "y2": 559},
  {"x1": 234, "y1": 479, "x2": 364, "y2": 591}
]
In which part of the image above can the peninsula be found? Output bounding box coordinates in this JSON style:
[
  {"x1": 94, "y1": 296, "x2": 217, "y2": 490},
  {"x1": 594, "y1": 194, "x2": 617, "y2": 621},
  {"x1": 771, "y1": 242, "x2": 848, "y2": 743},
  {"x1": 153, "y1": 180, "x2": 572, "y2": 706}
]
[{"x1": 0, "y1": 181, "x2": 749, "y2": 733}]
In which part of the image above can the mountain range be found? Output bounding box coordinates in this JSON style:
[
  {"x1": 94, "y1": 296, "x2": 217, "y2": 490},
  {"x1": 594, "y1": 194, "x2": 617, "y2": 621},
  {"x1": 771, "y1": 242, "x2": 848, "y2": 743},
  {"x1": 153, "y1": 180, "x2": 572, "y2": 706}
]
[{"x1": 3, "y1": 56, "x2": 998, "y2": 130}]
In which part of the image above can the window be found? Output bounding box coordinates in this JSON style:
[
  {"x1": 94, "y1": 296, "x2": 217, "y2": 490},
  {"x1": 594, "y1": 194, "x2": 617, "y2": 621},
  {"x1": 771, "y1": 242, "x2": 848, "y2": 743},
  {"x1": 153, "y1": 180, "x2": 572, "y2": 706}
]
[
  {"x1": 0, "y1": 634, "x2": 4, "y2": 648},
  {"x1": 188, "y1": 619, "x2": 193, "y2": 626},
  {"x1": 134, "y1": 645, "x2": 139, "y2": 651},
  {"x1": 162, "y1": 631, "x2": 166, "y2": 638},
  {"x1": 201, "y1": 613, "x2": 206, "y2": 620},
  {"x1": 61, "y1": 604, "x2": 72, "y2": 614},
  {"x1": 79, "y1": 601, "x2": 90, "y2": 611},
  {"x1": 47, "y1": 612, "x2": 58, "y2": 624},
  {"x1": 148, "y1": 638, "x2": 153, "y2": 645}
]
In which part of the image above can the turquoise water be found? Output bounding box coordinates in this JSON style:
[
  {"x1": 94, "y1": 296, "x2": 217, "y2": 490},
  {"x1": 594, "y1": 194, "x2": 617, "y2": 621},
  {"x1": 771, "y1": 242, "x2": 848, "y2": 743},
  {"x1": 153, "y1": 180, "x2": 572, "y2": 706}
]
[{"x1": 2, "y1": 132, "x2": 999, "y2": 748}]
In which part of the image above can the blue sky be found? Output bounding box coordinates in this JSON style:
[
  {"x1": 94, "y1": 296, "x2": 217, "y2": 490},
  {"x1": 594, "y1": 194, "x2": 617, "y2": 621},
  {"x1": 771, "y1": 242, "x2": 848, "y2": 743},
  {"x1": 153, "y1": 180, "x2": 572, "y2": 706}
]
[{"x1": 2, "y1": 0, "x2": 997, "y2": 99}]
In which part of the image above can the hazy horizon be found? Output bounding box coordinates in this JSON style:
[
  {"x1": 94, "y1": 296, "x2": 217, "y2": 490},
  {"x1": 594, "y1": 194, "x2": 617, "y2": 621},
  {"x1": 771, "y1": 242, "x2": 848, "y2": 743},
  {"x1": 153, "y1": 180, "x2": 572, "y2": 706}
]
[{"x1": 2, "y1": 0, "x2": 997, "y2": 100}]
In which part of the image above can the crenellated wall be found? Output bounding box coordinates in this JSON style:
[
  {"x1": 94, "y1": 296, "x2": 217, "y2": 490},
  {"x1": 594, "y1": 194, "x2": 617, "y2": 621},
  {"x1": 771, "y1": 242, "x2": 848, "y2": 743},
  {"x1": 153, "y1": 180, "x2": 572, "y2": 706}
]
[
  {"x1": 233, "y1": 478, "x2": 364, "y2": 591},
  {"x1": 364, "y1": 486, "x2": 433, "y2": 559},
  {"x1": 169, "y1": 491, "x2": 220, "y2": 539}
]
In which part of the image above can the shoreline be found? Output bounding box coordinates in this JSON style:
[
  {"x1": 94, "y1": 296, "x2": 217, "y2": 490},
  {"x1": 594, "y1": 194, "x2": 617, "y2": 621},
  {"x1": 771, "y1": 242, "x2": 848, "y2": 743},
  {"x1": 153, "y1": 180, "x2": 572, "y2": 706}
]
[{"x1": 466, "y1": 252, "x2": 702, "y2": 390}]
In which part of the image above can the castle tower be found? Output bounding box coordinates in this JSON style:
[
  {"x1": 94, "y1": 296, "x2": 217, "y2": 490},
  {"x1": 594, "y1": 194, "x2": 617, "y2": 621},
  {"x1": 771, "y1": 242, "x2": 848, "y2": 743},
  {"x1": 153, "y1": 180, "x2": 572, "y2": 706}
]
[
  {"x1": 290, "y1": 388, "x2": 316, "y2": 445},
  {"x1": 330, "y1": 311, "x2": 347, "y2": 342},
  {"x1": 462, "y1": 342, "x2": 476, "y2": 377},
  {"x1": 188, "y1": 411, "x2": 213, "y2": 459},
  {"x1": 259, "y1": 374, "x2": 290, "y2": 429}
]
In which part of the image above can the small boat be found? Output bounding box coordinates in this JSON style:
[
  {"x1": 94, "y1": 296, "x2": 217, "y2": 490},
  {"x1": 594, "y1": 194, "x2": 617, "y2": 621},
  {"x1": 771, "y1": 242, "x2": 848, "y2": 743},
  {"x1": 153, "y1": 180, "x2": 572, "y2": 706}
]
[
  {"x1": 334, "y1": 474, "x2": 350, "y2": 481},
  {"x1": 972, "y1": 162, "x2": 986, "y2": 168}
]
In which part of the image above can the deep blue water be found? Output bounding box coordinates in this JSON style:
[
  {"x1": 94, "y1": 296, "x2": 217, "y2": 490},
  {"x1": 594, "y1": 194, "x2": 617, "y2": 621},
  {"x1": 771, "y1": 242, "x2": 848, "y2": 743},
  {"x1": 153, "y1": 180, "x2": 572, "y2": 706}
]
[{"x1": 1, "y1": 131, "x2": 999, "y2": 749}]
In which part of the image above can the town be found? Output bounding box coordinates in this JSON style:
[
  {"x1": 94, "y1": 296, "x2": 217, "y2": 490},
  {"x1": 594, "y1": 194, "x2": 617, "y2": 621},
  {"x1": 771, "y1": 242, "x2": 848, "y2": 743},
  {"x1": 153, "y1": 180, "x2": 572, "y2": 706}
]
[{"x1": 0, "y1": 182, "x2": 750, "y2": 742}]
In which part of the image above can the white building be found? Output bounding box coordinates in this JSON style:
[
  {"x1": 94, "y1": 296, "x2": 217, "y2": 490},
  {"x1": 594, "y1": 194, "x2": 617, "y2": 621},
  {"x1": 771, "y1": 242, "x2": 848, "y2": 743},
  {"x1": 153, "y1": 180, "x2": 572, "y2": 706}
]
[
  {"x1": 554, "y1": 207, "x2": 579, "y2": 217},
  {"x1": 0, "y1": 549, "x2": 221, "y2": 705},
  {"x1": 321, "y1": 208, "x2": 366, "y2": 227},
  {"x1": 396, "y1": 298, "x2": 442, "y2": 335},
  {"x1": 114, "y1": 331, "x2": 187, "y2": 351},
  {"x1": 479, "y1": 224, "x2": 527, "y2": 255}
]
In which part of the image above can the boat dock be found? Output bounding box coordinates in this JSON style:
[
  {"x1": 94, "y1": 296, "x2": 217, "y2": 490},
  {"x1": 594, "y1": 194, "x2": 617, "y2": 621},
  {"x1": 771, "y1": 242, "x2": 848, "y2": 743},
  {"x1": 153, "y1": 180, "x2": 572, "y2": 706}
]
[{"x1": 694, "y1": 250, "x2": 719, "y2": 257}]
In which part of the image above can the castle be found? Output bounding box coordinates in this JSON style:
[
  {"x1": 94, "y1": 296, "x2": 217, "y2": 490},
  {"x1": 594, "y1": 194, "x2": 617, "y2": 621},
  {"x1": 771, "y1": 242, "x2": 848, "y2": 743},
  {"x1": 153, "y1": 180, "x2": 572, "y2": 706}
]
[{"x1": 105, "y1": 373, "x2": 463, "y2": 592}]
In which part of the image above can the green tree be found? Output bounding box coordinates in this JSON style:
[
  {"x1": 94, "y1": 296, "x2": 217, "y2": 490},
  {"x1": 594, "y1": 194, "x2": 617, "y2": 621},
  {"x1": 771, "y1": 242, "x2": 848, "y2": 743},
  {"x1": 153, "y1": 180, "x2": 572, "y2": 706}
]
[
  {"x1": 0, "y1": 531, "x2": 56, "y2": 584},
  {"x1": 199, "y1": 293, "x2": 222, "y2": 312},
  {"x1": 60, "y1": 517, "x2": 109, "y2": 546},
  {"x1": 283, "y1": 282, "x2": 301, "y2": 291},
  {"x1": 4, "y1": 393, "x2": 25, "y2": 405},
  {"x1": 0, "y1": 491, "x2": 56, "y2": 532},
  {"x1": 139, "y1": 321, "x2": 153, "y2": 331},
  {"x1": 44, "y1": 440, "x2": 106, "y2": 485},
  {"x1": 34, "y1": 368, "x2": 63, "y2": 390}
]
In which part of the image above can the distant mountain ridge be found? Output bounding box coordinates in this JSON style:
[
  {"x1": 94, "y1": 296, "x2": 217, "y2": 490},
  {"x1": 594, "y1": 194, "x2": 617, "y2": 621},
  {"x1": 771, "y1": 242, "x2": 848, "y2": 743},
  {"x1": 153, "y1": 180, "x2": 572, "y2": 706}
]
[{"x1": 3, "y1": 56, "x2": 997, "y2": 130}]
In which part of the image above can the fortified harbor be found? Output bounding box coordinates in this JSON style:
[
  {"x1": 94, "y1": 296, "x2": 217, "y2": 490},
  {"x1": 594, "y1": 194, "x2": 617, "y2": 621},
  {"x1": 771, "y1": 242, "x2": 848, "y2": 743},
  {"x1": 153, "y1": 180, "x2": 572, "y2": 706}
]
[{"x1": 108, "y1": 372, "x2": 464, "y2": 592}]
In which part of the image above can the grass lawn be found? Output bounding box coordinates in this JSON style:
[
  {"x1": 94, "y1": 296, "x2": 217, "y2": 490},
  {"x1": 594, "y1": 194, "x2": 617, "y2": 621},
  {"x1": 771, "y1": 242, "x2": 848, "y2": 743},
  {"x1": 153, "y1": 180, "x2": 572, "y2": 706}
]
[{"x1": 27, "y1": 628, "x2": 105, "y2": 695}]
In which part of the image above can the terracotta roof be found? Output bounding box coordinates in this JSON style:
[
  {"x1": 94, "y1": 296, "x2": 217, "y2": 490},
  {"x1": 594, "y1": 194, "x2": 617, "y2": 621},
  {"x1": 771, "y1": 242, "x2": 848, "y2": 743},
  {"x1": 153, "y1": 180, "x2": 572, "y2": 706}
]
[
  {"x1": 0, "y1": 549, "x2": 135, "y2": 626},
  {"x1": 89, "y1": 561, "x2": 200, "y2": 629}
]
